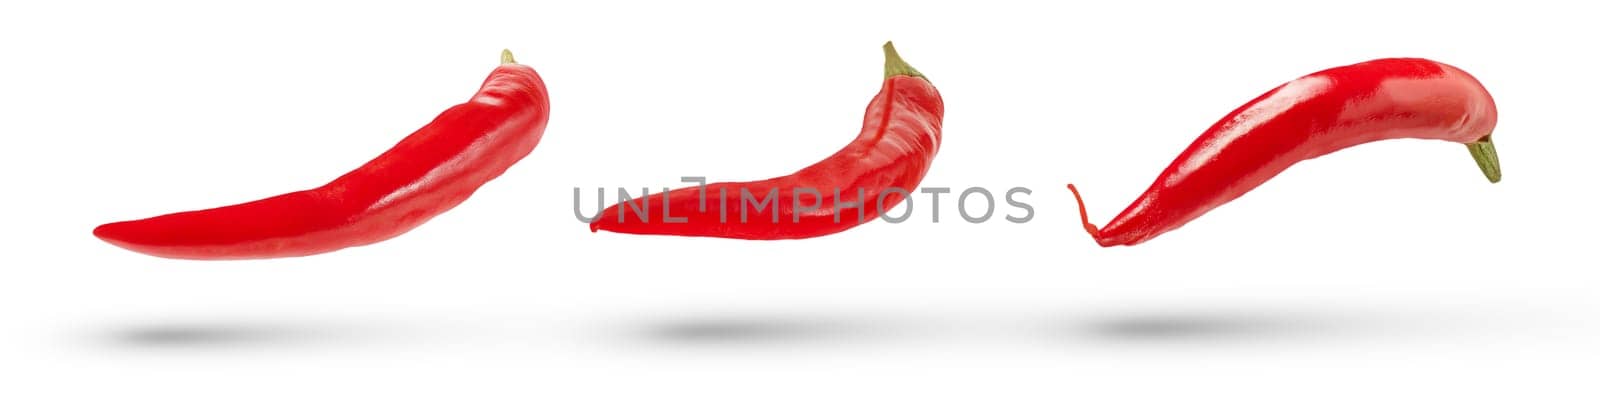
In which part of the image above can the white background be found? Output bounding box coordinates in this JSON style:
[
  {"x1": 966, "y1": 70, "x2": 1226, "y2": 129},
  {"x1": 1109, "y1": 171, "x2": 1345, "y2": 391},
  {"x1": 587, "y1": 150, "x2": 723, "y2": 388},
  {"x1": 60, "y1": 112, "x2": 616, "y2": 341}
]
[{"x1": 3, "y1": 0, "x2": 1596, "y2": 398}]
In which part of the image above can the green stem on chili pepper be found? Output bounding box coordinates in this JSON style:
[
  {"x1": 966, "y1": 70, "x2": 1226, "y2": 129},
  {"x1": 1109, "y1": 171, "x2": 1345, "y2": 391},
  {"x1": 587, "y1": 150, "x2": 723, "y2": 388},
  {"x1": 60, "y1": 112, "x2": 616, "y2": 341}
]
[
  {"x1": 1467, "y1": 134, "x2": 1501, "y2": 183},
  {"x1": 882, "y1": 41, "x2": 923, "y2": 80},
  {"x1": 501, "y1": 49, "x2": 517, "y2": 64}
]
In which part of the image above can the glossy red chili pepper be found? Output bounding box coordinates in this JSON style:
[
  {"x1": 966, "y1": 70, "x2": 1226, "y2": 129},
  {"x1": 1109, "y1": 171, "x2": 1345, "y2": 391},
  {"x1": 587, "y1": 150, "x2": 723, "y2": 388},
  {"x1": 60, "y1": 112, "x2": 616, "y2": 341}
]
[
  {"x1": 589, "y1": 42, "x2": 944, "y2": 239},
  {"x1": 94, "y1": 50, "x2": 551, "y2": 260},
  {"x1": 1068, "y1": 58, "x2": 1500, "y2": 247}
]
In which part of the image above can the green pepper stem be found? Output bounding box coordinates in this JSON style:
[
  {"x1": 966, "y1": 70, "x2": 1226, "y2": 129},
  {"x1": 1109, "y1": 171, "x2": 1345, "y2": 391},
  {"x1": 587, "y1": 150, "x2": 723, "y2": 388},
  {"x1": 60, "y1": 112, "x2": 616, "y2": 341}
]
[
  {"x1": 501, "y1": 49, "x2": 517, "y2": 65},
  {"x1": 881, "y1": 41, "x2": 924, "y2": 80},
  {"x1": 1466, "y1": 133, "x2": 1501, "y2": 183}
]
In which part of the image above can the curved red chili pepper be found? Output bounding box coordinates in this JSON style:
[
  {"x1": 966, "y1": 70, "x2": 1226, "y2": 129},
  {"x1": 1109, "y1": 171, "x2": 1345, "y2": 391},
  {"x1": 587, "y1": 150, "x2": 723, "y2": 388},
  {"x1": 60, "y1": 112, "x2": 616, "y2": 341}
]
[
  {"x1": 94, "y1": 50, "x2": 551, "y2": 260},
  {"x1": 589, "y1": 42, "x2": 944, "y2": 239},
  {"x1": 1068, "y1": 58, "x2": 1500, "y2": 247}
]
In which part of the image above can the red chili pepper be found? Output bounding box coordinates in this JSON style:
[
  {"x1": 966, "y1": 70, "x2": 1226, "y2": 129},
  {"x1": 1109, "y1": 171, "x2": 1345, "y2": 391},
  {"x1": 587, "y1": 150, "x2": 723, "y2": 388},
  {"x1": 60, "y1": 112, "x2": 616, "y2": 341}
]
[
  {"x1": 94, "y1": 50, "x2": 551, "y2": 260},
  {"x1": 588, "y1": 42, "x2": 944, "y2": 239},
  {"x1": 1068, "y1": 58, "x2": 1499, "y2": 247}
]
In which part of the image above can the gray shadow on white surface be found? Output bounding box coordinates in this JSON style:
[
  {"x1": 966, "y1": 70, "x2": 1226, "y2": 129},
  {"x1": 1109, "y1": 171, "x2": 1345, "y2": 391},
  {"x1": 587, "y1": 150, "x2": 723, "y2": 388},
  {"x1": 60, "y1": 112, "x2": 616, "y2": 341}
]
[
  {"x1": 1084, "y1": 312, "x2": 1336, "y2": 342},
  {"x1": 627, "y1": 313, "x2": 923, "y2": 347},
  {"x1": 103, "y1": 321, "x2": 384, "y2": 350},
  {"x1": 1053, "y1": 307, "x2": 1460, "y2": 345}
]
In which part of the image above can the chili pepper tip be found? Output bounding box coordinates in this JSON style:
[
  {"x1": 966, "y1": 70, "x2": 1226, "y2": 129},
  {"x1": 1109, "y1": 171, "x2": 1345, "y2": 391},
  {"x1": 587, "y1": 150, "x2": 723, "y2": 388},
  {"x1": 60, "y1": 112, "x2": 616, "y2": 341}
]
[
  {"x1": 1466, "y1": 134, "x2": 1501, "y2": 183},
  {"x1": 501, "y1": 49, "x2": 517, "y2": 65},
  {"x1": 1066, "y1": 184, "x2": 1104, "y2": 240},
  {"x1": 881, "y1": 41, "x2": 925, "y2": 80}
]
